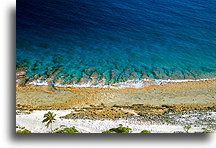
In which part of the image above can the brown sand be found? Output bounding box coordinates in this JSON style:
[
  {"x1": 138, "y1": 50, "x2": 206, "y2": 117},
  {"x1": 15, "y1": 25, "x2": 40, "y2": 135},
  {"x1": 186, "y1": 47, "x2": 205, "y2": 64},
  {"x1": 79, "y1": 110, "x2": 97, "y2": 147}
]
[{"x1": 16, "y1": 80, "x2": 215, "y2": 109}]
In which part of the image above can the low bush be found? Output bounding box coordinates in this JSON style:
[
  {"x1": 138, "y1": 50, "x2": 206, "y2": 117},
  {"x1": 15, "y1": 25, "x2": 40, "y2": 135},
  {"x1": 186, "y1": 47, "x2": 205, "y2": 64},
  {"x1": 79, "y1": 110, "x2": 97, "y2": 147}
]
[
  {"x1": 102, "y1": 124, "x2": 132, "y2": 133},
  {"x1": 17, "y1": 129, "x2": 32, "y2": 133},
  {"x1": 54, "y1": 126, "x2": 79, "y2": 133},
  {"x1": 201, "y1": 128, "x2": 213, "y2": 133},
  {"x1": 141, "y1": 130, "x2": 151, "y2": 133}
]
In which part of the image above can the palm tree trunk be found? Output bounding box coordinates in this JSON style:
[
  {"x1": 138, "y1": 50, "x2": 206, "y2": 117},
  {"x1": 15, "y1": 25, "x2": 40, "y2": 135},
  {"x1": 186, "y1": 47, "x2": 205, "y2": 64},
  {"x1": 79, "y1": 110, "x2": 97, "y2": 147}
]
[{"x1": 51, "y1": 123, "x2": 52, "y2": 133}]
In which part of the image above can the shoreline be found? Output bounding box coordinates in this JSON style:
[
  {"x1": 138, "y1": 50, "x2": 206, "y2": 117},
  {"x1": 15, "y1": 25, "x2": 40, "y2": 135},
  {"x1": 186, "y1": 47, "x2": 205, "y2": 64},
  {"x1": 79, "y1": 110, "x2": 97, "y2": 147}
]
[
  {"x1": 16, "y1": 66, "x2": 215, "y2": 89},
  {"x1": 16, "y1": 109, "x2": 216, "y2": 133},
  {"x1": 19, "y1": 77, "x2": 215, "y2": 89},
  {"x1": 16, "y1": 79, "x2": 215, "y2": 109},
  {"x1": 16, "y1": 79, "x2": 215, "y2": 133}
]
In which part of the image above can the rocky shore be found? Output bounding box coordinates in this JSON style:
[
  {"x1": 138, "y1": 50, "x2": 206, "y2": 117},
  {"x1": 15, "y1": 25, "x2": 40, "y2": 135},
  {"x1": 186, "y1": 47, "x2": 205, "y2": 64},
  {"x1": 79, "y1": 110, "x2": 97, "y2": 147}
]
[
  {"x1": 16, "y1": 79, "x2": 215, "y2": 108},
  {"x1": 16, "y1": 78, "x2": 216, "y2": 133}
]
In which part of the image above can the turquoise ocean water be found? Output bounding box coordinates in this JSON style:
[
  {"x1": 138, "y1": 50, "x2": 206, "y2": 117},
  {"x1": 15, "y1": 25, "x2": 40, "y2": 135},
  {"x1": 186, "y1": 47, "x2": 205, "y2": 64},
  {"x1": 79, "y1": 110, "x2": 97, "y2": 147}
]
[{"x1": 17, "y1": 0, "x2": 215, "y2": 86}]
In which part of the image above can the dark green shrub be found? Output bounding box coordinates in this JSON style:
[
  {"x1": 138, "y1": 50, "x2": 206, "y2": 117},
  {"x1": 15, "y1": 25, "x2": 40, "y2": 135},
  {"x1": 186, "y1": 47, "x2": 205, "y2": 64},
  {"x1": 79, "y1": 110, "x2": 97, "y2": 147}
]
[
  {"x1": 141, "y1": 130, "x2": 151, "y2": 133},
  {"x1": 201, "y1": 128, "x2": 213, "y2": 133},
  {"x1": 17, "y1": 129, "x2": 32, "y2": 133},
  {"x1": 102, "y1": 124, "x2": 132, "y2": 133},
  {"x1": 102, "y1": 130, "x2": 116, "y2": 133},
  {"x1": 54, "y1": 126, "x2": 79, "y2": 133}
]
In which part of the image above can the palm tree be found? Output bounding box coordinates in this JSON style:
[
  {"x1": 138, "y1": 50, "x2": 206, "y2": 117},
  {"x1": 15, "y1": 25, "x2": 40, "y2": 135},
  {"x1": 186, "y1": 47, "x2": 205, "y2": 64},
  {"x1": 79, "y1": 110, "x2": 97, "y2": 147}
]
[
  {"x1": 42, "y1": 111, "x2": 56, "y2": 133},
  {"x1": 183, "y1": 125, "x2": 191, "y2": 133}
]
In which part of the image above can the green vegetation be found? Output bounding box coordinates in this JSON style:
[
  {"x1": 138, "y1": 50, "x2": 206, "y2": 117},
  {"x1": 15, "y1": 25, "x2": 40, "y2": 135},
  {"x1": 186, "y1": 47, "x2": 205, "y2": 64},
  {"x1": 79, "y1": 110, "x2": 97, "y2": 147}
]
[
  {"x1": 42, "y1": 111, "x2": 56, "y2": 133},
  {"x1": 201, "y1": 128, "x2": 213, "y2": 133},
  {"x1": 54, "y1": 126, "x2": 79, "y2": 133},
  {"x1": 102, "y1": 124, "x2": 131, "y2": 133},
  {"x1": 15, "y1": 123, "x2": 215, "y2": 133},
  {"x1": 101, "y1": 130, "x2": 116, "y2": 133},
  {"x1": 141, "y1": 130, "x2": 151, "y2": 133},
  {"x1": 17, "y1": 129, "x2": 32, "y2": 133},
  {"x1": 183, "y1": 125, "x2": 191, "y2": 133},
  {"x1": 16, "y1": 125, "x2": 32, "y2": 133}
]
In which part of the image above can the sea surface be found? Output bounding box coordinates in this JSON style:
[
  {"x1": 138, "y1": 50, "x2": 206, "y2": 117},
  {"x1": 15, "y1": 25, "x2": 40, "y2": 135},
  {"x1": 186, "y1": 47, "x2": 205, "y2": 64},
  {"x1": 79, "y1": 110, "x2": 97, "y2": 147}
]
[{"x1": 17, "y1": 0, "x2": 215, "y2": 87}]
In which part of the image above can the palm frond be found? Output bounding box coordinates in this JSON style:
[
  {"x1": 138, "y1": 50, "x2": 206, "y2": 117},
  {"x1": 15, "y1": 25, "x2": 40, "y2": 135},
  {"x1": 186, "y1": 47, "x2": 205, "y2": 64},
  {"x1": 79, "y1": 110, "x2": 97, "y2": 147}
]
[{"x1": 42, "y1": 111, "x2": 57, "y2": 131}]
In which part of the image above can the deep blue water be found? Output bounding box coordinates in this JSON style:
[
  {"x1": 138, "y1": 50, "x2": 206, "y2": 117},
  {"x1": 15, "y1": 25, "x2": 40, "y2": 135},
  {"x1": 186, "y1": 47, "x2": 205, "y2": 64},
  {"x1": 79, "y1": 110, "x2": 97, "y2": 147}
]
[{"x1": 17, "y1": 0, "x2": 215, "y2": 85}]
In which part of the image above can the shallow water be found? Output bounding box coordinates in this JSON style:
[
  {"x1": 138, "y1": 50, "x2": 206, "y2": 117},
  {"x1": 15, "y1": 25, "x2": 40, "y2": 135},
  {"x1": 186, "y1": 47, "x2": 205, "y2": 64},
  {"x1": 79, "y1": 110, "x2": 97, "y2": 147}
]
[{"x1": 17, "y1": 0, "x2": 215, "y2": 86}]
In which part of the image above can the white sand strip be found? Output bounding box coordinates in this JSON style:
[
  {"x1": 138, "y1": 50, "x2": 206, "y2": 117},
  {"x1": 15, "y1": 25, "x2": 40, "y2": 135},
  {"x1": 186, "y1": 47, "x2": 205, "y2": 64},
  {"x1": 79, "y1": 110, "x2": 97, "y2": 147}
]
[{"x1": 16, "y1": 110, "x2": 207, "y2": 133}]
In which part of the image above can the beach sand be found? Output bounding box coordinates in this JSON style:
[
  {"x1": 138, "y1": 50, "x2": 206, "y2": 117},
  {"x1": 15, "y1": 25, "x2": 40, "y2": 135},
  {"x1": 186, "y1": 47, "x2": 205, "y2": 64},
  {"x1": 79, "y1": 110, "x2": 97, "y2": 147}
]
[
  {"x1": 16, "y1": 80, "x2": 215, "y2": 109},
  {"x1": 16, "y1": 79, "x2": 216, "y2": 133},
  {"x1": 16, "y1": 109, "x2": 216, "y2": 133}
]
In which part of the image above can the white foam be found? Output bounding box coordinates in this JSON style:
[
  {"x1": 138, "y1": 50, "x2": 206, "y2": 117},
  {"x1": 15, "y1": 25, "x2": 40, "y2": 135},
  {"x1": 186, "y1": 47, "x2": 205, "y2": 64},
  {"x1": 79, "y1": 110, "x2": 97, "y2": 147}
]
[
  {"x1": 54, "y1": 79, "x2": 151, "y2": 89},
  {"x1": 24, "y1": 78, "x2": 214, "y2": 89},
  {"x1": 154, "y1": 78, "x2": 211, "y2": 85},
  {"x1": 29, "y1": 79, "x2": 48, "y2": 85}
]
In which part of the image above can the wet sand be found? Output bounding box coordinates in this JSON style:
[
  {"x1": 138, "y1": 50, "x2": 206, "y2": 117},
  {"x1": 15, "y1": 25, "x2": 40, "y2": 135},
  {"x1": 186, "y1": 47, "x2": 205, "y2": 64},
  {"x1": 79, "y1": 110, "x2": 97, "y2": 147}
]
[{"x1": 16, "y1": 80, "x2": 215, "y2": 109}]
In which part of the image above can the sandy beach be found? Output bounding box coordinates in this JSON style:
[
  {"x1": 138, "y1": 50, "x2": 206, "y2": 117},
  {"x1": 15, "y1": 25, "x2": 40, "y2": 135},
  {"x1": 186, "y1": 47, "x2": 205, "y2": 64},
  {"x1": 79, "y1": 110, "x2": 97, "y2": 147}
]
[
  {"x1": 16, "y1": 79, "x2": 216, "y2": 133},
  {"x1": 16, "y1": 79, "x2": 215, "y2": 109},
  {"x1": 16, "y1": 109, "x2": 216, "y2": 133}
]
